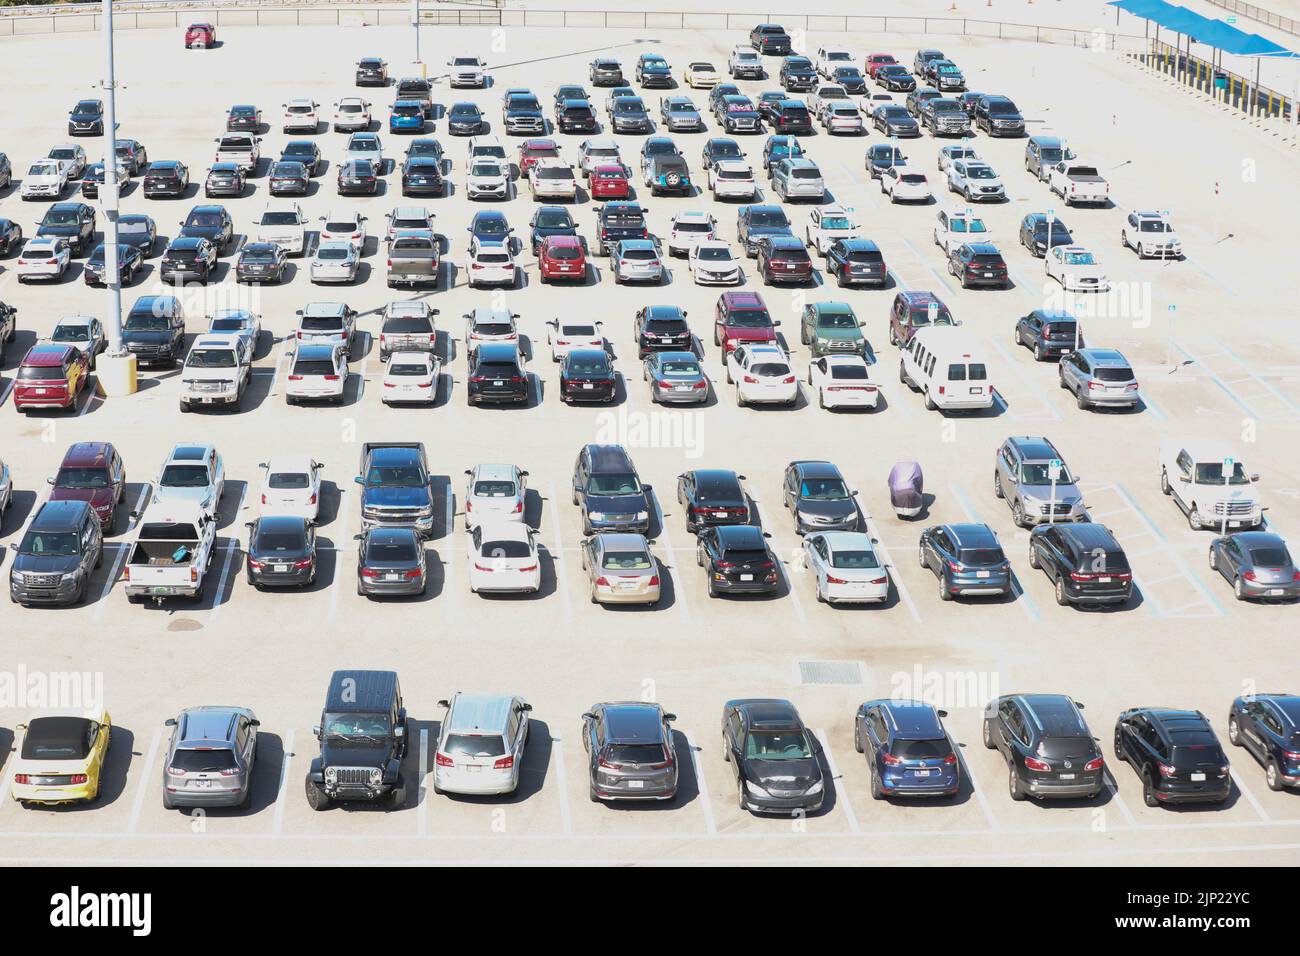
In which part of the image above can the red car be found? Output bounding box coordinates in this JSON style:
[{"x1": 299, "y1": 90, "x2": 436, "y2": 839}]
[
  {"x1": 588, "y1": 163, "x2": 630, "y2": 199},
  {"x1": 538, "y1": 235, "x2": 588, "y2": 283},
  {"x1": 518, "y1": 138, "x2": 561, "y2": 175},
  {"x1": 185, "y1": 23, "x2": 216, "y2": 48},
  {"x1": 866, "y1": 54, "x2": 897, "y2": 78},
  {"x1": 13, "y1": 343, "x2": 90, "y2": 414},
  {"x1": 713, "y1": 291, "x2": 778, "y2": 355},
  {"x1": 48, "y1": 442, "x2": 127, "y2": 532}
]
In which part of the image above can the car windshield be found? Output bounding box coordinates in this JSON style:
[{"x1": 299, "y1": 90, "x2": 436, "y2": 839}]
[
  {"x1": 746, "y1": 730, "x2": 811, "y2": 760},
  {"x1": 118, "y1": 220, "x2": 149, "y2": 236},
  {"x1": 55, "y1": 467, "x2": 110, "y2": 489},
  {"x1": 800, "y1": 478, "x2": 849, "y2": 500},
  {"x1": 471, "y1": 163, "x2": 502, "y2": 177},
  {"x1": 727, "y1": 308, "x2": 771, "y2": 328},
  {"x1": 323, "y1": 714, "x2": 390, "y2": 738},
  {"x1": 366, "y1": 466, "x2": 425, "y2": 488},
  {"x1": 1193, "y1": 462, "x2": 1250, "y2": 484},
  {"x1": 473, "y1": 218, "x2": 508, "y2": 236},
  {"x1": 187, "y1": 348, "x2": 236, "y2": 369},
  {"x1": 1063, "y1": 251, "x2": 1095, "y2": 265},
  {"x1": 1020, "y1": 463, "x2": 1074, "y2": 485},
  {"x1": 587, "y1": 473, "x2": 641, "y2": 496},
  {"x1": 451, "y1": 106, "x2": 478, "y2": 117},
  {"x1": 124, "y1": 315, "x2": 171, "y2": 331},
  {"x1": 160, "y1": 464, "x2": 210, "y2": 487},
  {"x1": 41, "y1": 209, "x2": 81, "y2": 226},
  {"x1": 697, "y1": 246, "x2": 732, "y2": 261},
  {"x1": 185, "y1": 213, "x2": 223, "y2": 228},
  {"x1": 1140, "y1": 220, "x2": 1172, "y2": 232},
  {"x1": 747, "y1": 210, "x2": 789, "y2": 228},
  {"x1": 350, "y1": 140, "x2": 379, "y2": 153},
  {"x1": 817, "y1": 312, "x2": 857, "y2": 330},
  {"x1": 967, "y1": 166, "x2": 996, "y2": 179},
  {"x1": 19, "y1": 530, "x2": 79, "y2": 556},
  {"x1": 819, "y1": 216, "x2": 851, "y2": 230},
  {"x1": 830, "y1": 549, "x2": 880, "y2": 570},
  {"x1": 51, "y1": 325, "x2": 89, "y2": 342}
]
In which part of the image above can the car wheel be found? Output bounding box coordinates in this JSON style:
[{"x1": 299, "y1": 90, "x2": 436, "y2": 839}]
[
  {"x1": 1054, "y1": 575, "x2": 1069, "y2": 606},
  {"x1": 1011, "y1": 500, "x2": 1026, "y2": 528},
  {"x1": 923, "y1": 388, "x2": 936, "y2": 411},
  {"x1": 1227, "y1": 715, "x2": 1242, "y2": 746},
  {"x1": 982, "y1": 719, "x2": 997, "y2": 750},
  {"x1": 1028, "y1": 542, "x2": 1041, "y2": 570},
  {"x1": 1234, "y1": 576, "x2": 1248, "y2": 601},
  {"x1": 993, "y1": 471, "x2": 1004, "y2": 499},
  {"x1": 1188, "y1": 505, "x2": 1202, "y2": 531},
  {"x1": 1267, "y1": 760, "x2": 1284, "y2": 792},
  {"x1": 938, "y1": 573, "x2": 952, "y2": 601},
  {"x1": 870, "y1": 770, "x2": 884, "y2": 800},
  {"x1": 1008, "y1": 764, "x2": 1026, "y2": 801},
  {"x1": 1208, "y1": 547, "x2": 1219, "y2": 571},
  {"x1": 305, "y1": 777, "x2": 331, "y2": 811},
  {"x1": 1141, "y1": 771, "x2": 1159, "y2": 808},
  {"x1": 1076, "y1": 390, "x2": 1089, "y2": 411}
]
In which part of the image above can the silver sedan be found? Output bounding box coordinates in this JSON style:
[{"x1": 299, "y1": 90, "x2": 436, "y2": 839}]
[
  {"x1": 580, "y1": 533, "x2": 661, "y2": 605},
  {"x1": 310, "y1": 240, "x2": 360, "y2": 284},
  {"x1": 642, "y1": 350, "x2": 709, "y2": 405}
]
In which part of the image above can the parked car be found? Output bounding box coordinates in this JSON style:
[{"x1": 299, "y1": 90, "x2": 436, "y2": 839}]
[
  {"x1": 356, "y1": 527, "x2": 427, "y2": 597},
  {"x1": 808, "y1": 355, "x2": 878, "y2": 411},
  {"x1": 1159, "y1": 440, "x2": 1264, "y2": 531},
  {"x1": 7, "y1": 500, "x2": 102, "y2": 606},
  {"x1": 257, "y1": 456, "x2": 322, "y2": 521},
  {"x1": 1028, "y1": 522, "x2": 1133, "y2": 606},
  {"x1": 433, "y1": 694, "x2": 531, "y2": 795},
  {"x1": 10, "y1": 706, "x2": 112, "y2": 805},
  {"x1": 1015, "y1": 310, "x2": 1080, "y2": 362},
  {"x1": 583, "y1": 702, "x2": 677, "y2": 800},
  {"x1": 803, "y1": 532, "x2": 888, "y2": 604},
  {"x1": 1113, "y1": 708, "x2": 1230, "y2": 807},
  {"x1": 48, "y1": 316, "x2": 108, "y2": 370},
  {"x1": 1227, "y1": 694, "x2": 1300, "y2": 789},
  {"x1": 918, "y1": 523, "x2": 1011, "y2": 600},
  {"x1": 722, "y1": 698, "x2": 824, "y2": 812},
  {"x1": 947, "y1": 242, "x2": 1009, "y2": 289},
  {"x1": 178, "y1": 333, "x2": 252, "y2": 411},
  {"x1": 244, "y1": 515, "x2": 317, "y2": 589},
  {"x1": 726, "y1": 343, "x2": 798, "y2": 407},
  {"x1": 800, "y1": 302, "x2": 866, "y2": 358},
  {"x1": 305, "y1": 670, "x2": 408, "y2": 810},
  {"x1": 466, "y1": 342, "x2": 529, "y2": 406},
  {"x1": 162, "y1": 707, "x2": 259, "y2": 809},
  {"x1": 856, "y1": 699, "x2": 958, "y2": 797},
  {"x1": 1209, "y1": 532, "x2": 1300, "y2": 602},
  {"x1": 983, "y1": 695, "x2": 1104, "y2": 801},
  {"x1": 12, "y1": 343, "x2": 90, "y2": 413},
  {"x1": 580, "y1": 534, "x2": 661, "y2": 606},
  {"x1": 571, "y1": 444, "x2": 652, "y2": 535}
]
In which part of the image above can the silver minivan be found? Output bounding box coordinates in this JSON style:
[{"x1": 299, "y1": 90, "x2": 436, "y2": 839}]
[
  {"x1": 162, "y1": 706, "x2": 259, "y2": 809},
  {"x1": 432, "y1": 694, "x2": 531, "y2": 796}
]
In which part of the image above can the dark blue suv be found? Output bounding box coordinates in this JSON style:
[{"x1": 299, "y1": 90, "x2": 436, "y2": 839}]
[
  {"x1": 1228, "y1": 694, "x2": 1300, "y2": 791},
  {"x1": 856, "y1": 699, "x2": 959, "y2": 799}
]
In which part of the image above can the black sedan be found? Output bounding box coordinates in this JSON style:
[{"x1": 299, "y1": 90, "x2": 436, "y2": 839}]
[
  {"x1": 235, "y1": 242, "x2": 287, "y2": 284},
  {"x1": 676, "y1": 469, "x2": 749, "y2": 533},
  {"x1": 696, "y1": 524, "x2": 778, "y2": 597},
  {"x1": 82, "y1": 243, "x2": 143, "y2": 286},
  {"x1": 356, "y1": 527, "x2": 427, "y2": 598},
  {"x1": 0, "y1": 218, "x2": 22, "y2": 257},
  {"x1": 337, "y1": 159, "x2": 380, "y2": 196},
  {"x1": 401, "y1": 157, "x2": 444, "y2": 196},
  {"x1": 204, "y1": 163, "x2": 245, "y2": 198},
  {"x1": 116, "y1": 214, "x2": 157, "y2": 257},
  {"x1": 268, "y1": 161, "x2": 310, "y2": 196},
  {"x1": 559, "y1": 349, "x2": 616, "y2": 404},
  {"x1": 245, "y1": 515, "x2": 317, "y2": 589},
  {"x1": 721, "y1": 698, "x2": 825, "y2": 814}
]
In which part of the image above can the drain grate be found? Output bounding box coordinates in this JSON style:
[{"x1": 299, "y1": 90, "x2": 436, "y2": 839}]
[{"x1": 797, "y1": 660, "x2": 864, "y2": 686}]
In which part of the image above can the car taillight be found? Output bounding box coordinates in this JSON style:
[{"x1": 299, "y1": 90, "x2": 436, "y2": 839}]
[
  {"x1": 122, "y1": 567, "x2": 130, "y2": 582},
  {"x1": 1284, "y1": 751, "x2": 1300, "y2": 761},
  {"x1": 309, "y1": 493, "x2": 317, "y2": 505},
  {"x1": 518, "y1": 564, "x2": 538, "y2": 573},
  {"x1": 404, "y1": 568, "x2": 422, "y2": 579},
  {"x1": 742, "y1": 375, "x2": 758, "y2": 384},
  {"x1": 435, "y1": 753, "x2": 454, "y2": 767},
  {"x1": 248, "y1": 558, "x2": 264, "y2": 570},
  {"x1": 881, "y1": 752, "x2": 903, "y2": 766},
  {"x1": 1084, "y1": 756, "x2": 1104, "y2": 772},
  {"x1": 360, "y1": 567, "x2": 380, "y2": 578},
  {"x1": 323, "y1": 375, "x2": 340, "y2": 381},
  {"x1": 1158, "y1": 762, "x2": 1176, "y2": 778},
  {"x1": 782, "y1": 375, "x2": 796, "y2": 384},
  {"x1": 493, "y1": 756, "x2": 515, "y2": 770},
  {"x1": 288, "y1": 375, "x2": 303, "y2": 381},
  {"x1": 943, "y1": 753, "x2": 957, "y2": 765},
  {"x1": 190, "y1": 567, "x2": 199, "y2": 583},
  {"x1": 69, "y1": 774, "x2": 88, "y2": 785},
  {"x1": 648, "y1": 575, "x2": 661, "y2": 587},
  {"x1": 474, "y1": 563, "x2": 495, "y2": 572},
  {"x1": 45, "y1": 259, "x2": 58, "y2": 265},
  {"x1": 387, "y1": 259, "x2": 393, "y2": 267},
  {"x1": 293, "y1": 558, "x2": 312, "y2": 569},
  {"x1": 514, "y1": 500, "x2": 524, "y2": 513},
  {"x1": 14, "y1": 775, "x2": 30, "y2": 785},
  {"x1": 826, "y1": 574, "x2": 849, "y2": 585},
  {"x1": 1023, "y1": 756, "x2": 1051, "y2": 773},
  {"x1": 868, "y1": 576, "x2": 888, "y2": 585},
  {"x1": 1244, "y1": 571, "x2": 1257, "y2": 582}
]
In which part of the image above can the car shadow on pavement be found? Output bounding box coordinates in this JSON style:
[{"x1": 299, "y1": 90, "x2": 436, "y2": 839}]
[
  {"x1": 0, "y1": 489, "x2": 37, "y2": 538},
  {"x1": 19, "y1": 725, "x2": 134, "y2": 813}
]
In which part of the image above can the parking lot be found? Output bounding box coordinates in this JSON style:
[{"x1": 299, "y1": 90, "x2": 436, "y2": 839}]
[{"x1": 0, "y1": 16, "x2": 1299, "y2": 865}]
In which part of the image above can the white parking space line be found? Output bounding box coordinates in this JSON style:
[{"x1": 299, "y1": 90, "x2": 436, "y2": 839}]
[
  {"x1": 861, "y1": 511, "x2": 922, "y2": 624},
  {"x1": 272, "y1": 729, "x2": 295, "y2": 837},
  {"x1": 442, "y1": 486, "x2": 455, "y2": 607},
  {"x1": 948, "y1": 483, "x2": 1041, "y2": 622},
  {"x1": 207, "y1": 483, "x2": 248, "y2": 626},
  {"x1": 0, "y1": 379, "x2": 14, "y2": 408},
  {"x1": 651, "y1": 493, "x2": 691, "y2": 619},
  {"x1": 815, "y1": 729, "x2": 860, "y2": 834},
  {"x1": 550, "y1": 735, "x2": 572, "y2": 836},
  {"x1": 956, "y1": 745, "x2": 1001, "y2": 832},
  {"x1": 126, "y1": 727, "x2": 162, "y2": 835},
  {"x1": 544, "y1": 483, "x2": 573, "y2": 626},
  {"x1": 986, "y1": 334, "x2": 1063, "y2": 423},
  {"x1": 267, "y1": 339, "x2": 293, "y2": 399},
  {"x1": 750, "y1": 496, "x2": 806, "y2": 624},
  {"x1": 418, "y1": 727, "x2": 429, "y2": 837},
  {"x1": 329, "y1": 480, "x2": 356, "y2": 619},
  {"x1": 1231, "y1": 769, "x2": 1272, "y2": 822},
  {"x1": 1102, "y1": 769, "x2": 1138, "y2": 828},
  {"x1": 683, "y1": 729, "x2": 716, "y2": 836}
]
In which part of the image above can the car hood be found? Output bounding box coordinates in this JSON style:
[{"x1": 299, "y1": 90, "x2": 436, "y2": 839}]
[
  {"x1": 814, "y1": 327, "x2": 864, "y2": 342},
  {"x1": 363, "y1": 485, "x2": 432, "y2": 507},
  {"x1": 1061, "y1": 262, "x2": 1106, "y2": 279},
  {"x1": 724, "y1": 327, "x2": 776, "y2": 343},
  {"x1": 747, "y1": 757, "x2": 821, "y2": 790},
  {"x1": 797, "y1": 498, "x2": 856, "y2": 520},
  {"x1": 320, "y1": 740, "x2": 390, "y2": 769},
  {"x1": 1194, "y1": 482, "x2": 1259, "y2": 503},
  {"x1": 25, "y1": 172, "x2": 63, "y2": 185},
  {"x1": 120, "y1": 233, "x2": 153, "y2": 250},
  {"x1": 14, "y1": 554, "x2": 81, "y2": 575},
  {"x1": 585, "y1": 492, "x2": 647, "y2": 513},
  {"x1": 747, "y1": 224, "x2": 793, "y2": 237},
  {"x1": 50, "y1": 487, "x2": 115, "y2": 509},
  {"x1": 37, "y1": 224, "x2": 81, "y2": 237},
  {"x1": 180, "y1": 226, "x2": 223, "y2": 241}
]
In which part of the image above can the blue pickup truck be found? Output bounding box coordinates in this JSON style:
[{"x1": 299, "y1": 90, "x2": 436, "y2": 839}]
[{"x1": 356, "y1": 443, "x2": 435, "y2": 537}]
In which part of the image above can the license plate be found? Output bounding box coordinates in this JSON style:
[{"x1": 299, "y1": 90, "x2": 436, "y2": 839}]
[
  {"x1": 1191, "y1": 772, "x2": 1206, "y2": 782},
  {"x1": 627, "y1": 779, "x2": 644, "y2": 789},
  {"x1": 582, "y1": 383, "x2": 593, "y2": 389},
  {"x1": 740, "y1": 573, "x2": 754, "y2": 581},
  {"x1": 1099, "y1": 576, "x2": 1112, "y2": 583},
  {"x1": 1059, "y1": 773, "x2": 1075, "y2": 780},
  {"x1": 35, "y1": 388, "x2": 49, "y2": 395},
  {"x1": 384, "y1": 573, "x2": 401, "y2": 582},
  {"x1": 617, "y1": 581, "x2": 638, "y2": 591},
  {"x1": 150, "y1": 587, "x2": 171, "y2": 595},
  {"x1": 983, "y1": 272, "x2": 994, "y2": 278},
  {"x1": 913, "y1": 769, "x2": 933, "y2": 777},
  {"x1": 1268, "y1": 588, "x2": 1284, "y2": 596},
  {"x1": 466, "y1": 765, "x2": 481, "y2": 773},
  {"x1": 970, "y1": 387, "x2": 982, "y2": 395},
  {"x1": 712, "y1": 511, "x2": 727, "y2": 518},
  {"x1": 976, "y1": 570, "x2": 990, "y2": 579},
  {"x1": 493, "y1": 380, "x2": 504, "y2": 387},
  {"x1": 194, "y1": 779, "x2": 213, "y2": 788},
  {"x1": 275, "y1": 564, "x2": 289, "y2": 573}
]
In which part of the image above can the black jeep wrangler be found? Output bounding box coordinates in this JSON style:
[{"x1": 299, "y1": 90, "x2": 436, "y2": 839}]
[{"x1": 306, "y1": 670, "x2": 408, "y2": 811}]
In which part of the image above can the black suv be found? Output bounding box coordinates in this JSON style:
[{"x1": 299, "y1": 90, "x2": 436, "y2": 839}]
[
  {"x1": 142, "y1": 161, "x2": 190, "y2": 198},
  {"x1": 779, "y1": 56, "x2": 817, "y2": 92},
  {"x1": 594, "y1": 201, "x2": 650, "y2": 255},
  {"x1": 1028, "y1": 522, "x2": 1133, "y2": 607},
  {"x1": 178, "y1": 204, "x2": 234, "y2": 252},
  {"x1": 676, "y1": 468, "x2": 749, "y2": 533},
  {"x1": 947, "y1": 242, "x2": 1008, "y2": 290},
  {"x1": 36, "y1": 202, "x2": 96, "y2": 256},
  {"x1": 589, "y1": 57, "x2": 624, "y2": 86},
  {"x1": 975, "y1": 94, "x2": 1025, "y2": 136},
  {"x1": 983, "y1": 694, "x2": 1104, "y2": 801},
  {"x1": 696, "y1": 524, "x2": 778, "y2": 597},
  {"x1": 559, "y1": 349, "x2": 616, "y2": 404},
  {"x1": 8, "y1": 500, "x2": 103, "y2": 607},
  {"x1": 1019, "y1": 213, "x2": 1072, "y2": 257},
  {"x1": 467, "y1": 343, "x2": 528, "y2": 406},
  {"x1": 557, "y1": 99, "x2": 598, "y2": 134},
  {"x1": 1114, "y1": 708, "x2": 1231, "y2": 807},
  {"x1": 770, "y1": 100, "x2": 813, "y2": 135},
  {"x1": 306, "y1": 670, "x2": 408, "y2": 811},
  {"x1": 635, "y1": 305, "x2": 692, "y2": 358},
  {"x1": 572, "y1": 444, "x2": 652, "y2": 535}
]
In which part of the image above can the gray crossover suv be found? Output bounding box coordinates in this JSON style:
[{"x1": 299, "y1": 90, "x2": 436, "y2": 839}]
[
  {"x1": 162, "y1": 706, "x2": 260, "y2": 809},
  {"x1": 993, "y1": 436, "x2": 1087, "y2": 527},
  {"x1": 582, "y1": 701, "x2": 678, "y2": 802}
]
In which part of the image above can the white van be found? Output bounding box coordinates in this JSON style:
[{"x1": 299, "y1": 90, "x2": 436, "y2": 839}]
[{"x1": 900, "y1": 327, "x2": 993, "y2": 412}]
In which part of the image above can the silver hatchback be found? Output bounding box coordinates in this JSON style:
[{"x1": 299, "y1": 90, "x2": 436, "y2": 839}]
[
  {"x1": 162, "y1": 706, "x2": 259, "y2": 809},
  {"x1": 582, "y1": 702, "x2": 678, "y2": 802}
]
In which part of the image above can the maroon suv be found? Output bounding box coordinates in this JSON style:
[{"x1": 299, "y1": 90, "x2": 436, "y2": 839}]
[
  {"x1": 757, "y1": 236, "x2": 813, "y2": 286},
  {"x1": 713, "y1": 291, "x2": 779, "y2": 354},
  {"x1": 47, "y1": 441, "x2": 127, "y2": 532}
]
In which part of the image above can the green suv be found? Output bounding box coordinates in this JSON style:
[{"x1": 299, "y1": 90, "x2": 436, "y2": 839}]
[{"x1": 800, "y1": 302, "x2": 867, "y2": 357}]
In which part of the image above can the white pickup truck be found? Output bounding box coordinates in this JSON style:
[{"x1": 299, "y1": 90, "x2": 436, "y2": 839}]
[
  {"x1": 213, "y1": 133, "x2": 261, "y2": 173},
  {"x1": 179, "y1": 333, "x2": 252, "y2": 412},
  {"x1": 1159, "y1": 440, "x2": 1264, "y2": 531},
  {"x1": 122, "y1": 503, "x2": 217, "y2": 603},
  {"x1": 1047, "y1": 161, "x2": 1109, "y2": 207}
]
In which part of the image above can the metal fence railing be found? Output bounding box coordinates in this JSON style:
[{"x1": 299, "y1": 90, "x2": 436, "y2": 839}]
[
  {"x1": 1204, "y1": 0, "x2": 1300, "y2": 38},
  {"x1": 1134, "y1": 40, "x2": 1294, "y2": 119}
]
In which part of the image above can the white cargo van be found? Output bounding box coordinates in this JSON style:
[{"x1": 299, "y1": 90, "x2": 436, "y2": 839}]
[{"x1": 899, "y1": 327, "x2": 993, "y2": 412}]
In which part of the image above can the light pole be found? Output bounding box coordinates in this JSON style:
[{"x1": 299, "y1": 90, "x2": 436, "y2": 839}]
[
  {"x1": 411, "y1": 0, "x2": 421, "y2": 71},
  {"x1": 97, "y1": 0, "x2": 136, "y2": 395}
]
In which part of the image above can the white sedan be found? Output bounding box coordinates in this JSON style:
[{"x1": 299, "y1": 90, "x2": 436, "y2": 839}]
[
  {"x1": 332, "y1": 96, "x2": 372, "y2": 132},
  {"x1": 310, "y1": 240, "x2": 360, "y2": 284},
  {"x1": 257, "y1": 457, "x2": 323, "y2": 521},
  {"x1": 726, "y1": 343, "x2": 798, "y2": 407},
  {"x1": 801, "y1": 531, "x2": 890, "y2": 605},
  {"x1": 468, "y1": 521, "x2": 541, "y2": 594},
  {"x1": 688, "y1": 239, "x2": 742, "y2": 285},
  {"x1": 15, "y1": 237, "x2": 71, "y2": 282},
  {"x1": 464, "y1": 463, "x2": 528, "y2": 530},
  {"x1": 546, "y1": 319, "x2": 605, "y2": 361},
  {"x1": 880, "y1": 167, "x2": 932, "y2": 203},
  {"x1": 805, "y1": 204, "x2": 858, "y2": 255},
  {"x1": 808, "y1": 355, "x2": 879, "y2": 410},
  {"x1": 1045, "y1": 244, "x2": 1110, "y2": 293},
  {"x1": 381, "y1": 351, "x2": 441, "y2": 405}
]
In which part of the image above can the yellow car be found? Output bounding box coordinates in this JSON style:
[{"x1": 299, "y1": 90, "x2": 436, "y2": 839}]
[
  {"x1": 12, "y1": 708, "x2": 112, "y2": 806},
  {"x1": 684, "y1": 62, "x2": 720, "y2": 89}
]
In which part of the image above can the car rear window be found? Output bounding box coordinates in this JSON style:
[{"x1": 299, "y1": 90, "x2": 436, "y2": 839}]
[
  {"x1": 830, "y1": 548, "x2": 880, "y2": 569},
  {"x1": 366, "y1": 539, "x2": 418, "y2": 562},
  {"x1": 946, "y1": 363, "x2": 987, "y2": 381},
  {"x1": 892, "y1": 738, "x2": 949, "y2": 760},
  {"x1": 1094, "y1": 366, "x2": 1133, "y2": 382},
  {"x1": 1037, "y1": 736, "x2": 1093, "y2": 760},
  {"x1": 605, "y1": 743, "x2": 667, "y2": 765},
  {"x1": 602, "y1": 550, "x2": 653, "y2": 571},
  {"x1": 1249, "y1": 547, "x2": 1290, "y2": 566},
  {"x1": 1076, "y1": 549, "x2": 1129, "y2": 574},
  {"x1": 169, "y1": 748, "x2": 239, "y2": 772},
  {"x1": 1169, "y1": 741, "x2": 1227, "y2": 769},
  {"x1": 300, "y1": 318, "x2": 343, "y2": 332},
  {"x1": 383, "y1": 318, "x2": 433, "y2": 333},
  {"x1": 959, "y1": 548, "x2": 1004, "y2": 566},
  {"x1": 268, "y1": 472, "x2": 309, "y2": 490},
  {"x1": 292, "y1": 359, "x2": 336, "y2": 376},
  {"x1": 443, "y1": 734, "x2": 506, "y2": 757}
]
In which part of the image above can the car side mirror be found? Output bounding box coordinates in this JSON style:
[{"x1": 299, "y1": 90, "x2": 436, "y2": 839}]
[
  {"x1": 353, "y1": 476, "x2": 365, "y2": 485},
  {"x1": 582, "y1": 712, "x2": 596, "y2": 721},
  {"x1": 129, "y1": 511, "x2": 140, "y2": 520},
  {"x1": 312, "y1": 725, "x2": 322, "y2": 737},
  {"x1": 46, "y1": 476, "x2": 54, "y2": 485},
  {"x1": 394, "y1": 726, "x2": 405, "y2": 738},
  {"x1": 165, "y1": 717, "x2": 177, "y2": 727},
  {"x1": 1251, "y1": 473, "x2": 1261, "y2": 482}
]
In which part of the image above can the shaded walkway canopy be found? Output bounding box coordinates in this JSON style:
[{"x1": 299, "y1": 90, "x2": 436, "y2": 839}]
[{"x1": 1108, "y1": 0, "x2": 1296, "y2": 56}]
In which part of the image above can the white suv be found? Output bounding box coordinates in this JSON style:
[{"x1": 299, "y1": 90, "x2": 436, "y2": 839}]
[
  {"x1": 179, "y1": 333, "x2": 252, "y2": 412},
  {"x1": 281, "y1": 98, "x2": 320, "y2": 133},
  {"x1": 1160, "y1": 441, "x2": 1264, "y2": 532}
]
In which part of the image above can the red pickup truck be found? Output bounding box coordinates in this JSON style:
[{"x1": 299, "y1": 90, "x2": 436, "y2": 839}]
[{"x1": 185, "y1": 23, "x2": 216, "y2": 49}]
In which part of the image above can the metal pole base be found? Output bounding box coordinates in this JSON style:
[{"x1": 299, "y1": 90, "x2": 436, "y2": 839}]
[{"x1": 96, "y1": 352, "x2": 138, "y2": 397}]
